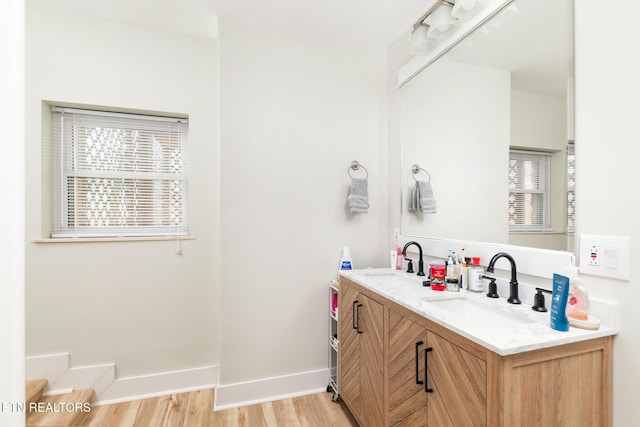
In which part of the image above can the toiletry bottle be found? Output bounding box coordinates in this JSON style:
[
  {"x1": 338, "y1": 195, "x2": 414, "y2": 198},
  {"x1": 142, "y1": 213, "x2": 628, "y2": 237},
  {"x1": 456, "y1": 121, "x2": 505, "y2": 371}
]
[
  {"x1": 460, "y1": 258, "x2": 469, "y2": 290},
  {"x1": 468, "y1": 257, "x2": 484, "y2": 292},
  {"x1": 550, "y1": 273, "x2": 570, "y2": 331},
  {"x1": 567, "y1": 267, "x2": 590, "y2": 321},
  {"x1": 396, "y1": 247, "x2": 403, "y2": 270},
  {"x1": 445, "y1": 250, "x2": 460, "y2": 292},
  {"x1": 446, "y1": 250, "x2": 456, "y2": 280},
  {"x1": 339, "y1": 247, "x2": 353, "y2": 270}
]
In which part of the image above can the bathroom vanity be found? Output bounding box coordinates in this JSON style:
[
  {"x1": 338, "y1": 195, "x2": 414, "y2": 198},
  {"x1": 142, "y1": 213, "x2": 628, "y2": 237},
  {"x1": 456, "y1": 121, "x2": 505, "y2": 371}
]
[{"x1": 338, "y1": 269, "x2": 615, "y2": 427}]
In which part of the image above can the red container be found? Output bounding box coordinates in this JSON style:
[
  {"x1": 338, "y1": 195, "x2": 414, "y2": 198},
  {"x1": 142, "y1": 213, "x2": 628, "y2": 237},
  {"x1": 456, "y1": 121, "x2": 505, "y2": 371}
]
[{"x1": 430, "y1": 264, "x2": 446, "y2": 291}]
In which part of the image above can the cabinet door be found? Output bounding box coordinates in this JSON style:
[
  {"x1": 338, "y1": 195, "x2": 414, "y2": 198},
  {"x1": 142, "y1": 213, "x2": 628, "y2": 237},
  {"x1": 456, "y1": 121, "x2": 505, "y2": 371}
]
[
  {"x1": 338, "y1": 280, "x2": 384, "y2": 427},
  {"x1": 359, "y1": 294, "x2": 384, "y2": 427},
  {"x1": 506, "y1": 340, "x2": 611, "y2": 426},
  {"x1": 426, "y1": 330, "x2": 487, "y2": 427},
  {"x1": 388, "y1": 308, "x2": 428, "y2": 427},
  {"x1": 339, "y1": 280, "x2": 362, "y2": 415}
]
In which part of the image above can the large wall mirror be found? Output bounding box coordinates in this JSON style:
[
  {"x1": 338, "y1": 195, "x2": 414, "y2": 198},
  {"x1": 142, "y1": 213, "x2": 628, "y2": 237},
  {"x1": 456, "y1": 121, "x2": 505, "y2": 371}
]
[{"x1": 400, "y1": 0, "x2": 574, "y2": 252}]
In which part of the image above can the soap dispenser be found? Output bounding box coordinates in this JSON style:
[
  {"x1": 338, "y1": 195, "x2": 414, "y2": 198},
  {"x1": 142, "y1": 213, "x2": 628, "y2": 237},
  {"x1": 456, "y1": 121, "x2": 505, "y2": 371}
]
[{"x1": 566, "y1": 267, "x2": 600, "y2": 330}]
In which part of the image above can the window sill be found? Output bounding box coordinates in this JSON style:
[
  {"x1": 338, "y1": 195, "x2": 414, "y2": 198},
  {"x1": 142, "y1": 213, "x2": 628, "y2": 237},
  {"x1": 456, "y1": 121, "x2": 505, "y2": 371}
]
[
  {"x1": 509, "y1": 231, "x2": 571, "y2": 236},
  {"x1": 32, "y1": 235, "x2": 195, "y2": 244}
]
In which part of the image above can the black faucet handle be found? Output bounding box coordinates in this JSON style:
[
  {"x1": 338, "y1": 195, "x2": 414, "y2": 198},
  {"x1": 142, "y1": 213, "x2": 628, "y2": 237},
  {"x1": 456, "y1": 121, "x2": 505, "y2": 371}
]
[
  {"x1": 406, "y1": 258, "x2": 414, "y2": 274},
  {"x1": 483, "y1": 276, "x2": 499, "y2": 299},
  {"x1": 532, "y1": 288, "x2": 552, "y2": 312}
]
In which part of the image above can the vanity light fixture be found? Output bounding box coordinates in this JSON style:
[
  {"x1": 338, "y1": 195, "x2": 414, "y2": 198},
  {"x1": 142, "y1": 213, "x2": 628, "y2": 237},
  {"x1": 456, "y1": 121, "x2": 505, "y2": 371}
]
[
  {"x1": 425, "y1": 3, "x2": 458, "y2": 39},
  {"x1": 410, "y1": 24, "x2": 437, "y2": 55},
  {"x1": 410, "y1": 0, "x2": 491, "y2": 57},
  {"x1": 400, "y1": 0, "x2": 513, "y2": 86},
  {"x1": 451, "y1": 0, "x2": 488, "y2": 20}
]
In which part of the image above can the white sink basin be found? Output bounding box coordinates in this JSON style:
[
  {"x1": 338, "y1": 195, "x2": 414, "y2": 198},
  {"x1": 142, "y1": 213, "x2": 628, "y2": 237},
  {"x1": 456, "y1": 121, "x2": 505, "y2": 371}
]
[
  {"x1": 359, "y1": 272, "x2": 425, "y2": 287},
  {"x1": 424, "y1": 297, "x2": 537, "y2": 328}
]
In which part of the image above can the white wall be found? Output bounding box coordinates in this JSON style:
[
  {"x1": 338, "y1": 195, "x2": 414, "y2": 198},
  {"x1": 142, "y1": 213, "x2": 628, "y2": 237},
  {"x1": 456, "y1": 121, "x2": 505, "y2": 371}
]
[
  {"x1": 574, "y1": 2, "x2": 640, "y2": 425},
  {"x1": 25, "y1": 7, "x2": 219, "y2": 378},
  {"x1": 217, "y1": 19, "x2": 388, "y2": 386},
  {"x1": 0, "y1": 0, "x2": 25, "y2": 425}
]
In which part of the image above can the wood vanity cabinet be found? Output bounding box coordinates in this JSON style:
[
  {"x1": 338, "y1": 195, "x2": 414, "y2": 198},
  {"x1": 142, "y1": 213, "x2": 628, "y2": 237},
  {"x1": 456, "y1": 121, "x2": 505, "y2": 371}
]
[
  {"x1": 339, "y1": 277, "x2": 613, "y2": 427},
  {"x1": 339, "y1": 280, "x2": 385, "y2": 427},
  {"x1": 388, "y1": 307, "x2": 486, "y2": 427}
]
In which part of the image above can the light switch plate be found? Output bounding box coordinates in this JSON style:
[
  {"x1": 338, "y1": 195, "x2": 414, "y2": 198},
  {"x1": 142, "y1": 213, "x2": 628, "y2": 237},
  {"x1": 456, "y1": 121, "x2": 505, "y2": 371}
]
[{"x1": 579, "y1": 234, "x2": 630, "y2": 281}]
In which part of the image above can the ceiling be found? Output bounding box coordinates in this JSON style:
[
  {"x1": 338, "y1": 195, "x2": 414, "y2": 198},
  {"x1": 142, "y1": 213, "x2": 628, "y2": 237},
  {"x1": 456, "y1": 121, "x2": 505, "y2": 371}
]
[{"x1": 27, "y1": 0, "x2": 428, "y2": 46}]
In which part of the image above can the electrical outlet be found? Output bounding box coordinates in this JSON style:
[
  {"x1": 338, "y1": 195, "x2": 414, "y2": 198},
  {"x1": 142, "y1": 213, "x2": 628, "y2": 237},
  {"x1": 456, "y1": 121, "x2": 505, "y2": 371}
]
[
  {"x1": 394, "y1": 228, "x2": 400, "y2": 245},
  {"x1": 579, "y1": 234, "x2": 630, "y2": 281},
  {"x1": 588, "y1": 244, "x2": 600, "y2": 266}
]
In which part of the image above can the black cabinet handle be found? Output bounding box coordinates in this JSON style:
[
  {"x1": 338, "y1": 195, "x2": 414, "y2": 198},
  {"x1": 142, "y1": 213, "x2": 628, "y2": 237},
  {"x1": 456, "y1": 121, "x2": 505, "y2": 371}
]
[
  {"x1": 356, "y1": 304, "x2": 363, "y2": 334},
  {"x1": 352, "y1": 300, "x2": 359, "y2": 330},
  {"x1": 424, "y1": 347, "x2": 433, "y2": 393},
  {"x1": 415, "y1": 341, "x2": 424, "y2": 385}
]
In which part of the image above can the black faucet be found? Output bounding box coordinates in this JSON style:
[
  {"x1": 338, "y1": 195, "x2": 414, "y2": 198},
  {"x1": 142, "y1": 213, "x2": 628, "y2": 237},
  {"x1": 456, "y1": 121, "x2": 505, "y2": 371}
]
[
  {"x1": 486, "y1": 252, "x2": 521, "y2": 304},
  {"x1": 402, "y1": 241, "x2": 425, "y2": 276}
]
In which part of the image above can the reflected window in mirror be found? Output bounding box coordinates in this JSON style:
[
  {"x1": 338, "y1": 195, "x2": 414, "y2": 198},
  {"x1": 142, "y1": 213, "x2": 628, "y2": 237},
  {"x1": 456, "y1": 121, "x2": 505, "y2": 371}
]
[
  {"x1": 566, "y1": 140, "x2": 575, "y2": 233},
  {"x1": 508, "y1": 149, "x2": 551, "y2": 231}
]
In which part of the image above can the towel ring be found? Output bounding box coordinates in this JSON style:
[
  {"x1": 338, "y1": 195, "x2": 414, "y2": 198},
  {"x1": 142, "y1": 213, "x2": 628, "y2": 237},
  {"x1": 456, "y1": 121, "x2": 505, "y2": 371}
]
[
  {"x1": 411, "y1": 164, "x2": 431, "y2": 182},
  {"x1": 348, "y1": 160, "x2": 368, "y2": 179}
]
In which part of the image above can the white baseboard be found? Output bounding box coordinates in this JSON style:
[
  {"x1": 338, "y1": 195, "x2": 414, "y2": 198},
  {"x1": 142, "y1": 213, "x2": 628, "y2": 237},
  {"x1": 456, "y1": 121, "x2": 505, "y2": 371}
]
[
  {"x1": 95, "y1": 365, "x2": 217, "y2": 406},
  {"x1": 47, "y1": 363, "x2": 115, "y2": 397},
  {"x1": 26, "y1": 352, "x2": 69, "y2": 384},
  {"x1": 214, "y1": 368, "x2": 329, "y2": 411}
]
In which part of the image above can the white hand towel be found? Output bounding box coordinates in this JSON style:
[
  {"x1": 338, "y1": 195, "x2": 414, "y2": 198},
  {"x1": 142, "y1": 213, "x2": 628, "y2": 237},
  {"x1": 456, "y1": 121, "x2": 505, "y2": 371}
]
[{"x1": 347, "y1": 178, "x2": 369, "y2": 213}]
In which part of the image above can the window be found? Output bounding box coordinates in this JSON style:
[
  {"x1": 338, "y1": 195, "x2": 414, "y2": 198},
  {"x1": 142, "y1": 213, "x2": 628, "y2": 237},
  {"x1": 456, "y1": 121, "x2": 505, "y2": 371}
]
[
  {"x1": 508, "y1": 149, "x2": 551, "y2": 231},
  {"x1": 52, "y1": 107, "x2": 189, "y2": 238},
  {"x1": 566, "y1": 141, "x2": 575, "y2": 233}
]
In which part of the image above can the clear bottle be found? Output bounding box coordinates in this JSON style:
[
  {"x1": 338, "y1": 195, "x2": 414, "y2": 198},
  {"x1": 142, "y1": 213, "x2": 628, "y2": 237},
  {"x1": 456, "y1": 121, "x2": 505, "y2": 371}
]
[{"x1": 468, "y1": 256, "x2": 485, "y2": 292}]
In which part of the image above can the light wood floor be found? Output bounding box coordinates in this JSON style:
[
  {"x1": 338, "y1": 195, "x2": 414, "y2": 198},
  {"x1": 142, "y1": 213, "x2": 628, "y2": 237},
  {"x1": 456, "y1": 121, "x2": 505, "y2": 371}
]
[{"x1": 79, "y1": 389, "x2": 358, "y2": 427}]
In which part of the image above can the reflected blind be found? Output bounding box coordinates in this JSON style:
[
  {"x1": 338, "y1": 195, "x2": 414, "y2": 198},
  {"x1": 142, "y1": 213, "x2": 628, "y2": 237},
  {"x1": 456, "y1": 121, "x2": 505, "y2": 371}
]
[
  {"x1": 566, "y1": 141, "x2": 575, "y2": 233},
  {"x1": 52, "y1": 107, "x2": 189, "y2": 238},
  {"x1": 508, "y1": 149, "x2": 551, "y2": 231}
]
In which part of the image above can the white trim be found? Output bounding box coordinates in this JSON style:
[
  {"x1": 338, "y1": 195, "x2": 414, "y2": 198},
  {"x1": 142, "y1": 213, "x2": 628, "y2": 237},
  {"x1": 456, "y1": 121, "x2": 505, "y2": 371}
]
[
  {"x1": 26, "y1": 353, "x2": 69, "y2": 384},
  {"x1": 0, "y1": 0, "x2": 25, "y2": 422},
  {"x1": 47, "y1": 363, "x2": 115, "y2": 397},
  {"x1": 214, "y1": 368, "x2": 329, "y2": 411},
  {"x1": 51, "y1": 106, "x2": 188, "y2": 123},
  {"x1": 94, "y1": 365, "x2": 217, "y2": 406}
]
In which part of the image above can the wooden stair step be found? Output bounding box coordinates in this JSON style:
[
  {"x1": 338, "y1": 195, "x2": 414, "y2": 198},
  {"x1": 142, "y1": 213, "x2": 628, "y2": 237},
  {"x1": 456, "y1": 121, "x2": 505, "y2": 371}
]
[
  {"x1": 26, "y1": 388, "x2": 94, "y2": 427},
  {"x1": 26, "y1": 379, "x2": 48, "y2": 407}
]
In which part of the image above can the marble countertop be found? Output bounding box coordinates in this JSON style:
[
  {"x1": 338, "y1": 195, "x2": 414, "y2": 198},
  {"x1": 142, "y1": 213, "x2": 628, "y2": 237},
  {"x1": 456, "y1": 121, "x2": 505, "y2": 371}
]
[{"x1": 339, "y1": 268, "x2": 618, "y2": 356}]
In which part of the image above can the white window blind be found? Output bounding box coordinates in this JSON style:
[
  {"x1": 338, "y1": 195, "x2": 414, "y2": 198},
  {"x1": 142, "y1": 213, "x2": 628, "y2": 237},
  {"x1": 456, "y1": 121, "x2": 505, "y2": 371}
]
[
  {"x1": 566, "y1": 141, "x2": 575, "y2": 233},
  {"x1": 508, "y1": 149, "x2": 551, "y2": 231},
  {"x1": 52, "y1": 107, "x2": 189, "y2": 238}
]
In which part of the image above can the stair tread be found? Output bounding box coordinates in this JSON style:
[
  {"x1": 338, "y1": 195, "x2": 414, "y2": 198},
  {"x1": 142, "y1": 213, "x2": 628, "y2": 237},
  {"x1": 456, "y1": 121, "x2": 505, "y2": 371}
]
[
  {"x1": 26, "y1": 389, "x2": 94, "y2": 427},
  {"x1": 26, "y1": 379, "x2": 48, "y2": 406}
]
